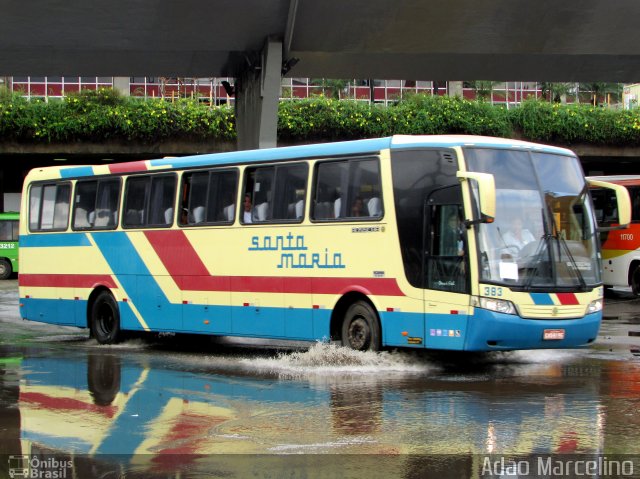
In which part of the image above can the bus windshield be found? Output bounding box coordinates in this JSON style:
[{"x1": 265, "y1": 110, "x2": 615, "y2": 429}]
[{"x1": 465, "y1": 148, "x2": 600, "y2": 290}]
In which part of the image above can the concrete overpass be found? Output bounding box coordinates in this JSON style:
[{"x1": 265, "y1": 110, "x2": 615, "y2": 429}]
[{"x1": 1, "y1": 0, "x2": 640, "y2": 149}]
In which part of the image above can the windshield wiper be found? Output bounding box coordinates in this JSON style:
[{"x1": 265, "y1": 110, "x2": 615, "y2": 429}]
[
  {"x1": 522, "y1": 232, "x2": 551, "y2": 291},
  {"x1": 555, "y1": 232, "x2": 588, "y2": 291},
  {"x1": 541, "y1": 192, "x2": 588, "y2": 291}
]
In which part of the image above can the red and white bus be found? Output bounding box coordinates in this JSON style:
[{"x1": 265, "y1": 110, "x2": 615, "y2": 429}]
[{"x1": 589, "y1": 175, "x2": 639, "y2": 294}]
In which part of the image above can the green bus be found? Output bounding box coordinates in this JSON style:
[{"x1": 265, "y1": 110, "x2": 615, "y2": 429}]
[{"x1": 0, "y1": 212, "x2": 19, "y2": 279}]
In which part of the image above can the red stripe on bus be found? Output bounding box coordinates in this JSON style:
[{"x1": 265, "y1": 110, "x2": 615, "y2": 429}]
[
  {"x1": 20, "y1": 392, "x2": 117, "y2": 418},
  {"x1": 144, "y1": 230, "x2": 405, "y2": 296},
  {"x1": 108, "y1": 160, "x2": 148, "y2": 174},
  {"x1": 19, "y1": 271, "x2": 403, "y2": 297},
  {"x1": 556, "y1": 293, "x2": 580, "y2": 305},
  {"x1": 19, "y1": 274, "x2": 118, "y2": 289},
  {"x1": 179, "y1": 275, "x2": 404, "y2": 296},
  {"x1": 144, "y1": 230, "x2": 211, "y2": 277}
]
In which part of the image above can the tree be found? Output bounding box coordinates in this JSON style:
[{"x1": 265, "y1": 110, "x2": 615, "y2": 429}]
[
  {"x1": 580, "y1": 82, "x2": 623, "y2": 106},
  {"x1": 311, "y1": 79, "x2": 350, "y2": 100},
  {"x1": 539, "y1": 82, "x2": 575, "y2": 103},
  {"x1": 469, "y1": 81, "x2": 500, "y2": 101}
]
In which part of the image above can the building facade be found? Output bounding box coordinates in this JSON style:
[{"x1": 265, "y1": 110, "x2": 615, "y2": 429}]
[{"x1": 3, "y1": 76, "x2": 546, "y2": 107}]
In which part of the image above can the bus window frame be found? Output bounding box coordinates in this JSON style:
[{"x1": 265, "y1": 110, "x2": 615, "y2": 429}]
[
  {"x1": 0, "y1": 217, "x2": 19, "y2": 242},
  {"x1": 28, "y1": 181, "x2": 72, "y2": 233},
  {"x1": 71, "y1": 177, "x2": 122, "y2": 232},
  {"x1": 241, "y1": 161, "x2": 309, "y2": 225},
  {"x1": 178, "y1": 167, "x2": 239, "y2": 227},
  {"x1": 310, "y1": 155, "x2": 384, "y2": 223},
  {"x1": 121, "y1": 172, "x2": 178, "y2": 230}
]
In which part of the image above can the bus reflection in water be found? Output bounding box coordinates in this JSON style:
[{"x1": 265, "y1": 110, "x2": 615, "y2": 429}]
[{"x1": 13, "y1": 353, "x2": 605, "y2": 474}]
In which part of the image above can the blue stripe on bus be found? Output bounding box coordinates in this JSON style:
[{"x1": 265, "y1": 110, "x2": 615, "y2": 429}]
[
  {"x1": 93, "y1": 370, "x2": 168, "y2": 457},
  {"x1": 148, "y1": 136, "x2": 575, "y2": 172},
  {"x1": 60, "y1": 166, "x2": 96, "y2": 178},
  {"x1": 147, "y1": 136, "x2": 575, "y2": 172},
  {"x1": 21, "y1": 297, "x2": 78, "y2": 326},
  {"x1": 464, "y1": 309, "x2": 601, "y2": 350},
  {"x1": 91, "y1": 232, "x2": 181, "y2": 331},
  {"x1": 20, "y1": 233, "x2": 91, "y2": 248},
  {"x1": 529, "y1": 293, "x2": 555, "y2": 305},
  {"x1": 152, "y1": 137, "x2": 394, "y2": 170}
]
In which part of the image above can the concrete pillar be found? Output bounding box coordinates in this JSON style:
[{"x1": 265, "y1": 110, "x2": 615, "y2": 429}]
[
  {"x1": 112, "y1": 77, "x2": 130, "y2": 96},
  {"x1": 448, "y1": 81, "x2": 463, "y2": 98},
  {"x1": 235, "y1": 37, "x2": 282, "y2": 150}
]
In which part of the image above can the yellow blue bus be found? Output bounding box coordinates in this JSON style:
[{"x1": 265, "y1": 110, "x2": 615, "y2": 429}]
[{"x1": 18, "y1": 136, "x2": 630, "y2": 351}]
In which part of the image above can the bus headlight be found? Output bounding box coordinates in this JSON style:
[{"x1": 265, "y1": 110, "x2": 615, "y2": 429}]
[
  {"x1": 473, "y1": 296, "x2": 517, "y2": 315},
  {"x1": 587, "y1": 299, "x2": 603, "y2": 314}
]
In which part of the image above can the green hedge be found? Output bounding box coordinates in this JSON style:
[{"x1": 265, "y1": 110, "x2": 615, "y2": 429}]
[
  {"x1": 0, "y1": 89, "x2": 236, "y2": 142},
  {"x1": 511, "y1": 99, "x2": 640, "y2": 145},
  {"x1": 278, "y1": 94, "x2": 512, "y2": 140},
  {"x1": 2, "y1": 88, "x2": 640, "y2": 146}
]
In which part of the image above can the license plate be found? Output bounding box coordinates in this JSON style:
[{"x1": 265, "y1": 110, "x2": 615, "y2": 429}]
[{"x1": 543, "y1": 329, "x2": 565, "y2": 340}]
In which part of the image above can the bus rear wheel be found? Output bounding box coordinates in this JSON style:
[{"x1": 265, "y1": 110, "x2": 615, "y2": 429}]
[
  {"x1": 91, "y1": 291, "x2": 122, "y2": 345},
  {"x1": 341, "y1": 300, "x2": 381, "y2": 352},
  {"x1": 0, "y1": 259, "x2": 12, "y2": 280}
]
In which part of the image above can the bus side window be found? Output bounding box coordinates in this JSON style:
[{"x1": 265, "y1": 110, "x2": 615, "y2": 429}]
[
  {"x1": 346, "y1": 159, "x2": 382, "y2": 219},
  {"x1": 273, "y1": 163, "x2": 307, "y2": 221},
  {"x1": 73, "y1": 181, "x2": 98, "y2": 229},
  {"x1": 94, "y1": 179, "x2": 120, "y2": 228},
  {"x1": 181, "y1": 172, "x2": 208, "y2": 225},
  {"x1": 123, "y1": 177, "x2": 150, "y2": 228},
  {"x1": 208, "y1": 170, "x2": 238, "y2": 223},
  {"x1": 313, "y1": 161, "x2": 347, "y2": 221},
  {"x1": 312, "y1": 158, "x2": 382, "y2": 221},
  {"x1": 0, "y1": 221, "x2": 11, "y2": 241},
  {"x1": 149, "y1": 176, "x2": 176, "y2": 226},
  {"x1": 180, "y1": 169, "x2": 238, "y2": 226},
  {"x1": 123, "y1": 174, "x2": 175, "y2": 228},
  {"x1": 248, "y1": 167, "x2": 274, "y2": 223},
  {"x1": 29, "y1": 182, "x2": 71, "y2": 232}
]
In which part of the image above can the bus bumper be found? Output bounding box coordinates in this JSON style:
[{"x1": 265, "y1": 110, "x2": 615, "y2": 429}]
[{"x1": 463, "y1": 309, "x2": 601, "y2": 351}]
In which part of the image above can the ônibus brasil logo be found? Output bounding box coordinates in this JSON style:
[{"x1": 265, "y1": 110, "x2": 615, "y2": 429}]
[{"x1": 9, "y1": 456, "x2": 73, "y2": 479}]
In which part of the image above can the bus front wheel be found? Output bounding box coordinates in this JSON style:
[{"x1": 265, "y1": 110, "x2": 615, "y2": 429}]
[
  {"x1": 0, "y1": 259, "x2": 12, "y2": 280},
  {"x1": 91, "y1": 291, "x2": 122, "y2": 345},
  {"x1": 341, "y1": 300, "x2": 381, "y2": 352}
]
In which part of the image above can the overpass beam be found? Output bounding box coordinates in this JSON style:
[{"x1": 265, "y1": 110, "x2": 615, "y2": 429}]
[{"x1": 235, "y1": 37, "x2": 282, "y2": 150}]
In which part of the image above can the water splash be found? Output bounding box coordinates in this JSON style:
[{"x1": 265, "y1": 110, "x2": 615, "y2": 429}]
[
  {"x1": 509, "y1": 349, "x2": 580, "y2": 364},
  {"x1": 242, "y1": 342, "x2": 436, "y2": 378}
]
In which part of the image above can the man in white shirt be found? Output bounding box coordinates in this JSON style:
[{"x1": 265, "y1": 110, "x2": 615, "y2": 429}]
[{"x1": 503, "y1": 217, "x2": 535, "y2": 249}]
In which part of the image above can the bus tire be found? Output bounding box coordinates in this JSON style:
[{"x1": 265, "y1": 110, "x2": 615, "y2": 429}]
[
  {"x1": 632, "y1": 265, "x2": 640, "y2": 297},
  {"x1": 88, "y1": 353, "x2": 121, "y2": 406},
  {"x1": 0, "y1": 259, "x2": 12, "y2": 280},
  {"x1": 341, "y1": 300, "x2": 381, "y2": 352},
  {"x1": 91, "y1": 291, "x2": 122, "y2": 345}
]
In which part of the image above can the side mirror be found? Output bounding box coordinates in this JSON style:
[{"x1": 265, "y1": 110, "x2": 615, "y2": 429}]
[
  {"x1": 587, "y1": 179, "x2": 632, "y2": 229},
  {"x1": 457, "y1": 171, "x2": 496, "y2": 224}
]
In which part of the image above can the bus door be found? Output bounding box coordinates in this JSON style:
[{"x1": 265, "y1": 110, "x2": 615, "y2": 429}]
[{"x1": 423, "y1": 185, "x2": 470, "y2": 349}]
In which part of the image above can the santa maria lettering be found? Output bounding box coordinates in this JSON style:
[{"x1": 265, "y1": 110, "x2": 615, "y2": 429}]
[{"x1": 248, "y1": 233, "x2": 345, "y2": 269}]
